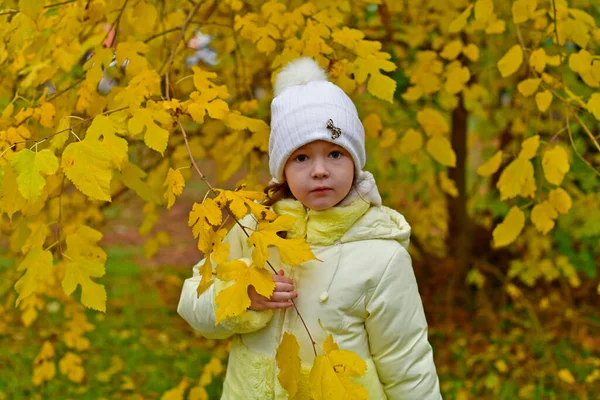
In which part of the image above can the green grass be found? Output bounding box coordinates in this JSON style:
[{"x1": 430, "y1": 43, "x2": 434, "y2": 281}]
[{"x1": 0, "y1": 246, "x2": 225, "y2": 399}]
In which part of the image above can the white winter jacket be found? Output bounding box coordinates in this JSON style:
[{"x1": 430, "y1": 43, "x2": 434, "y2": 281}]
[{"x1": 178, "y1": 176, "x2": 441, "y2": 399}]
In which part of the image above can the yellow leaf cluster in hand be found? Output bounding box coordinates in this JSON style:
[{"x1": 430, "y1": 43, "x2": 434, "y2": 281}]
[
  {"x1": 310, "y1": 334, "x2": 368, "y2": 400},
  {"x1": 247, "y1": 215, "x2": 317, "y2": 268},
  {"x1": 62, "y1": 226, "x2": 107, "y2": 312},
  {"x1": 214, "y1": 259, "x2": 275, "y2": 325},
  {"x1": 188, "y1": 197, "x2": 229, "y2": 295}
]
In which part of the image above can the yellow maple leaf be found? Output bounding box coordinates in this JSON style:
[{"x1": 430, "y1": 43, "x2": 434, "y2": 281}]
[
  {"x1": 62, "y1": 226, "x2": 107, "y2": 312},
  {"x1": 277, "y1": 332, "x2": 302, "y2": 399},
  {"x1": 569, "y1": 49, "x2": 592, "y2": 75},
  {"x1": 118, "y1": 161, "x2": 162, "y2": 205},
  {"x1": 85, "y1": 115, "x2": 128, "y2": 170},
  {"x1": 474, "y1": 0, "x2": 494, "y2": 24},
  {"x1": 587, "y1": 93, "x2": 600, "y2": 119},
  {"x1": 493, "y1": 206, "x2": 525, "y2": 248},
  {"x1": 519, "y1": 135, "x2": 540, "y2": 160},
  {"x1": 310, "y1": 334, "x2": 368, "y2": 400},
  {"x1": 531, "y1": 201, "x2": 558, "y2": 235},
  {"x1": 14, "y1": 246, "x2": 53, "y2": 306},
  {"x1": 379, "y1": 128, "x2": 397, "y2": 148},
  {"x1": 214, "y1": 259, "x2": 275, "y2": 324},
  {"x1": 477, "y1": 151, "x2": 503, "y2": 177},
  {"x1": 497, "y1": 157, "x2": 535, "y2": 200},
  {"x1": 512, "y1": 0, "x2": 537, "y2": 24},
  {"x1": 247, "y1": 215, "x2": 317, "y2": 268},
  {"x1": 558, "y1": 368, "x2": 576, "y2": 384},
  {"x1": 10, "y1": 148, "x2": 58, "y2": 201},
  {"x1": 542, "y1": 146, "x2": 570, "y2": 185},
  {"x1": 189, "y1": 198, "x2": 223, "y2": 236},
  {"x1": 215, "y1": 188, "x2": 277, "y2": 221},
  {"x1": 36, "y1": 102, "x2": 56, "y2": 128},
  {"x1": 548, "y1": 188, "x2": 572, "y2": 214},
  {"x1": 497, "y1": 45, "x2": 523, "y2": 78},
  {"x1": 128, "y1": 108, "x2": 170, "y2": 156},
  {"x1": 0, "y1": 163, "x2": 26, "y2": 219},
  {"x1": 449, "y1": 5, "x2": 473, "y2": 33},
  {"x1": 164, "y1": 168, "x2": 185, "y2": 210},
  {"x1": 531, "y1": 200, "x2": 558, "y2": 235},
  {"x1": 399, "y1": 128, "x2": 423, "y2": 154},
  {"x1": 61, "y1": 137, "x2": 113, "y2": 202},
  {"x1": 517, "y1": 78, "x2": 541, "y2": 97},
  {"x1": 187, "y1": 89, "x2": 230, "y2": 124},
  {"x1": 417, "y1": 108, "x2": 449, "y2": 137},
  {"x1": 426, "y1": 136, "x2": 456, "y2": 167},
  {"x1": 445, "y1": 64, "x2": 470, "y2": 95},
  {"x1": 462, "y1": 43, "x2": 480, "y2": 62},
  {"x1": 440, "y1": 40, "x2": 463, "y2": 60},
  {"x1": 353, "y1": 54, "x2": 397, "y2": 103},
  {"x1": 59, "y1": 352, "x2": 85, "y2": 383},
  {"x1": 535, "y1": 90, "x2": 553, "y2": 112},
  {"x1": 362, "y1": 114, "x2": 383, "y2": 138},
  {"x1": 529, "y1": 48, "x2": 547, "y2": 73}
]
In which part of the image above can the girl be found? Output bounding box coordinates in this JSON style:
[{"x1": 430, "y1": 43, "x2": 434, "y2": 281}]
[{"x1": 178, "y1": 57, "x2": 441, "y2": 399}]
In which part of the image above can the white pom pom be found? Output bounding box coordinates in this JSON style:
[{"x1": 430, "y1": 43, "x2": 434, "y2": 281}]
[{"x1": 274, "y1": 57, "x2": 328, "y2": 97}]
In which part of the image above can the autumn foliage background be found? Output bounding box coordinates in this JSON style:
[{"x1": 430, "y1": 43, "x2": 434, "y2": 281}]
[{"x1": 1, "y1": 0, "x2": 600, "y2": 398}]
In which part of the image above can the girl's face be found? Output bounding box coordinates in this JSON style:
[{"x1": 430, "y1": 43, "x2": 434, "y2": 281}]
[{"x1": 283, "y1": 140, "x2": 354, "y2": 210}]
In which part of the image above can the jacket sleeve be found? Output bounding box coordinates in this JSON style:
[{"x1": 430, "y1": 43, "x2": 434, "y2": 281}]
[
  {"x1": 177, "y1": 217, "x2": 274, "y2": 339},
  {"x1": 364, "y1": 246, "x2": 442, "y2": 399}
]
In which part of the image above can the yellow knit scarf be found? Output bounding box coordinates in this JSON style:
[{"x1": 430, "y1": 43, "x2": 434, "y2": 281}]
[{"x1": 272, "y1": 198, "x2": 370, "y2": 246}]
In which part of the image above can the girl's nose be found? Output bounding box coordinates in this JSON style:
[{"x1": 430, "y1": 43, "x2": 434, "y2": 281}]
[{"x1": 311, "y1": 159, "x2": 329, "y2": 178}]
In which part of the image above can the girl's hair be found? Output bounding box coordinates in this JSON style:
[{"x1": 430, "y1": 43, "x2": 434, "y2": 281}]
[{"x1": 263, "y1": 181, "x2": 295, "y2": 206}]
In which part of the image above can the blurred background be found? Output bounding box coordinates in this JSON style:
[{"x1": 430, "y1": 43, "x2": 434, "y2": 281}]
[{"x1": 1, "y1": 0, "x2": 599, "y2": 399}]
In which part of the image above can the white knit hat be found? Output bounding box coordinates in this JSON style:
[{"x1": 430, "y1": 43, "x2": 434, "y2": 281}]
[{"x1": 269, "y1": 58, "x2": 366, "y2": 183}]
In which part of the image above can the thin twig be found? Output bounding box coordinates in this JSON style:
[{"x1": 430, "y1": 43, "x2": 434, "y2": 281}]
[
  {"x1": 566, "y1": 114, "x2": 600, "y2": 178},
  {"x1": 162, "y1": 1, "x2": 204, "y2": 100},
  {"x1": 144, "y1": 27, "x2": 179, "y2": 43},
  {"x1": 573, "y1": 113, "x2": 600, "y2": 154},
  {"x1": 106, "y1": 0, "x2": 129, "y2": 48},
  {"x1": 45, "y1": 0, "x2": 77, "y2": 8}
]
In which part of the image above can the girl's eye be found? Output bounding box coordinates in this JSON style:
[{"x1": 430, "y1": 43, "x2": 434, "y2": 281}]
[
  {"x1": 329, "y1": 151, "x2": 343, "y2": 159},
  {"x1": 295, "y1": 154, "x2": 308, "y2": 162}
]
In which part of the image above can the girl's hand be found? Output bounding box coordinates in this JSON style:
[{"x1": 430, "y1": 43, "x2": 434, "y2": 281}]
[{"x1": 248, "y1": 270, "x2": 298, "y2": 311}]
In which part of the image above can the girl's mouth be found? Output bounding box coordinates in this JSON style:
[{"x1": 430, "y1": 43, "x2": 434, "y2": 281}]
[{"x1": 312, "y1": 187, "x2": 332, "y2": 194}]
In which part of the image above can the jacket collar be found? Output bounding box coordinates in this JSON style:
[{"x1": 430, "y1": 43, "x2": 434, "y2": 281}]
[{"x1": 272, "y1": 198, "x2": 370, "y2": 246}]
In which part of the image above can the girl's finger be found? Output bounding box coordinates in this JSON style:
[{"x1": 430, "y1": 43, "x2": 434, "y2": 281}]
[
  {"x1": 264, "y1": 301, "x2": 294, "y2": 309},
  {"x1": 270, "y1": 291, "x2": 298, "y2": 302},
  {"x1": 272, "y1": 274, "x2": 294, "y2": 284},
  {"x1": 274, "y1": 282, "x2": 295, "y2": 292}
]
